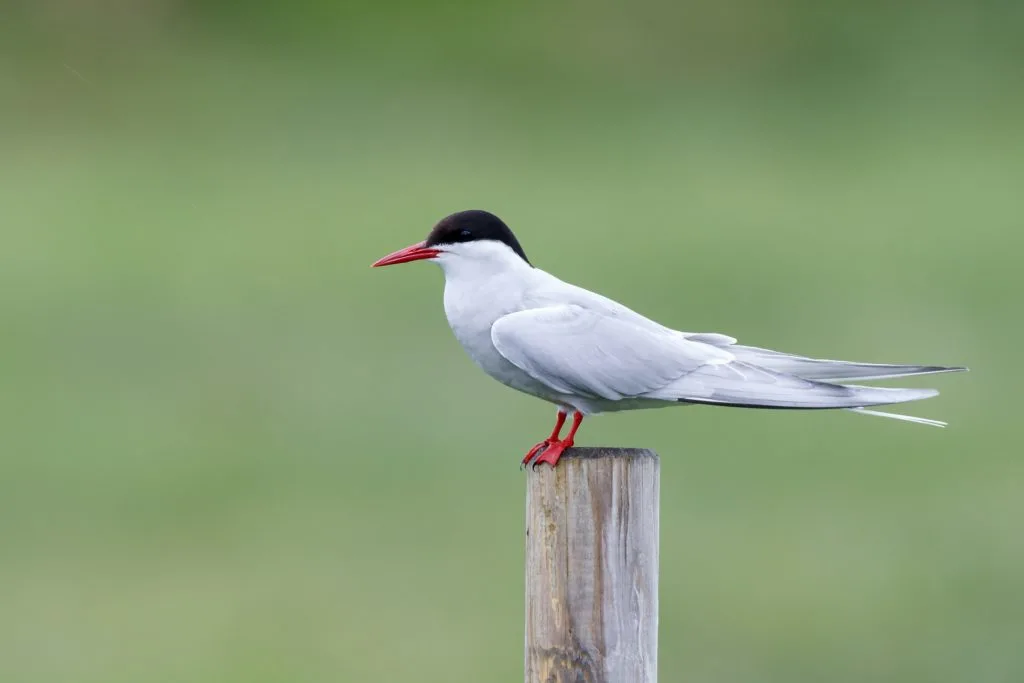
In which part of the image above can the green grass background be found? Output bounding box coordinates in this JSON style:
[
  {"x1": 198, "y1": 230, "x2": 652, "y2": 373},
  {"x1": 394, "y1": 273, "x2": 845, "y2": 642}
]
[{"x1": 1, "y1": 1, "x2": 1021, "y2": 681}]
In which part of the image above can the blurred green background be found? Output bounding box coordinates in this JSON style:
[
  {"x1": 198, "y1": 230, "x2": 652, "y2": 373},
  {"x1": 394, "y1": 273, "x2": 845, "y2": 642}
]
[{"x1": 1, "y1": 1, "x2": 1020, "y2": 681}]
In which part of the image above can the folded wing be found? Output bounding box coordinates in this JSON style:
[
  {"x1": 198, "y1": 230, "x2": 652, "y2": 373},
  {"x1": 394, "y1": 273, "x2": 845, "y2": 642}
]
[
  {"x1": 725, "y1": 344, "x2": 966, "y2": 382},
  {"x1": 491, "y1": 305, "x2": 711, "y2": 400},
  {"x1": 492, "y1": 306, "x2": 940, "y2": 409},
  {"x1": 682, "y1": 334, "x2": 966, "y2": 382}
]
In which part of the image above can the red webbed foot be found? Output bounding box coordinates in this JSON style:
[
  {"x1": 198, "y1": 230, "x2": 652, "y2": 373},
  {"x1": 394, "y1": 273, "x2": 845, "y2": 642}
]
[
  {"x1": 523, "y1": 411, "x2": 584, "y2": 469},
  {"x1": 529, "y1": 439, "x2": 574, "y2": 468},
  {"x1": 522, "y1": 440, "x2": 555, "y2": 467}
]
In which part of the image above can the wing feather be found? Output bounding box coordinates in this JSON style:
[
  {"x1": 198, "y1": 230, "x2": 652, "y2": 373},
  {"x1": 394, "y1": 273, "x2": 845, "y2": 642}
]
[
  {"x1": 491, "y1": 305, "x2": 723, "y2": 400},
  {"x1": 492, "y1": 305, "x2": 940, "y2": 409}
]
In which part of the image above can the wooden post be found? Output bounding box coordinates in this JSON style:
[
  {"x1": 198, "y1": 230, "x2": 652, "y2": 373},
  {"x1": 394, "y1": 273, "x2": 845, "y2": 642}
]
[{"x1": 525, "y1": 447, "x2": 660, "y2": 683}]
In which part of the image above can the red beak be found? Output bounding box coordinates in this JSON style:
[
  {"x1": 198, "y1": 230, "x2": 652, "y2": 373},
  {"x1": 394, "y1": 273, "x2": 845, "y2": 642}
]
[{"x1": 372, "y1": 241, "x2": 442, "y2": 267}]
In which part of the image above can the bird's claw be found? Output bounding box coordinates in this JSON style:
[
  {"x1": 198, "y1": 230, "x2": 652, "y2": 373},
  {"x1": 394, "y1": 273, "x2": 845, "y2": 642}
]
[
  {"x1": 521, "y1": 440, "x2": 553, "y2": 469},
  {"x1": 525, "y1": 440, "x2": 573, "y2": 469}
]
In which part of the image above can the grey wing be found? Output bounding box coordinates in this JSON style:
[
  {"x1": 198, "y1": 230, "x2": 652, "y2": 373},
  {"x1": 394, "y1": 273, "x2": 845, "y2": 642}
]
[
  {"x1": 490, "y1": 305, "x2": 719, "y2": 400},
  {"x1": 683, "y1": 333, "x2": 965, "y2": 382},
  {"x1": 725, "y1": 344, "x2": 967, "y2": 382},
  {"x1": 492, "y1": 306, "x2": 939, "y2": 409},
  {"x1": 650, "y1": 360, "x2": 938, "y2": 408}
]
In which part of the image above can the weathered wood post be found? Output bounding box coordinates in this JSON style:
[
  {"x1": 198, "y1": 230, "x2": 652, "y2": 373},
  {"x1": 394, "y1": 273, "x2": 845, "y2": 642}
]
[{"x1": 525, "y1": 447, "x2": 660, "y2": 683}]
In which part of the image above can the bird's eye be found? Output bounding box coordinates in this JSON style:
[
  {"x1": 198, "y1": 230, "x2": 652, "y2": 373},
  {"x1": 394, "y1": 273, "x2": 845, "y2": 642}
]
[{"x1": 459, "y1": 229, "x2": 472, "y2": 239}]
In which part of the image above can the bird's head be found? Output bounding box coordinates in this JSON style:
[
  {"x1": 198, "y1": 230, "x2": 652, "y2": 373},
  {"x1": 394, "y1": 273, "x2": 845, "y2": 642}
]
[{"x1": 372, "y1": 210, "x2": 532, "y2": 276}]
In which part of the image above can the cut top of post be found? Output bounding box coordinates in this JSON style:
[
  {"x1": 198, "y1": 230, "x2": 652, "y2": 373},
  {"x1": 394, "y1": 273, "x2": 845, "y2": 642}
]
[{"x1": 541, "y1": 446, "x2": 659, "y2": 461}]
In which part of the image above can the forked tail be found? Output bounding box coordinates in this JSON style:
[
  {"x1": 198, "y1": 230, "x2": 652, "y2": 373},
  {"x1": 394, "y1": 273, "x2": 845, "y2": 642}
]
[{"x1": 846, "y1": 407, "x2": 948, "y2": 428}]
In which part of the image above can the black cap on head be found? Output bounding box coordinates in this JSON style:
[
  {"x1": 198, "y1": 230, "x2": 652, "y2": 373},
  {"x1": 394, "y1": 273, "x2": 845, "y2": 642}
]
[{"x1": 424, "y1": 210, "x2": 531, "y2": 265}]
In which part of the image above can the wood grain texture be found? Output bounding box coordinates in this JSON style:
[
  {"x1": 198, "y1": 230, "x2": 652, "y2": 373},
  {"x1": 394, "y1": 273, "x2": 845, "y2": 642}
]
[{"x1": 525, "y1": 447, "x2": 660, "y2": 683}]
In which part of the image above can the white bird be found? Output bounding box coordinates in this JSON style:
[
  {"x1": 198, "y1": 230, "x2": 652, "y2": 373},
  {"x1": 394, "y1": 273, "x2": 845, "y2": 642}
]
[{"x1": 373, "y1": 210, "x2": 966, "y2": 467}]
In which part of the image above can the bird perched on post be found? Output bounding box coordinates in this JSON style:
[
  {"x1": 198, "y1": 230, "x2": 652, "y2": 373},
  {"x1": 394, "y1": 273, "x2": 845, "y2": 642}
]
[{"x1": 373, "y1": 210, "x2": 965, "y2": 467}]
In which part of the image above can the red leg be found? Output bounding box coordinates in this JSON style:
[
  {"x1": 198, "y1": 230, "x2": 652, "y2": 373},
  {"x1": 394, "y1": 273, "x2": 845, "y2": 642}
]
[
  {"x1": 530, "y1": 412, "x2": 584, "y2": 468},
  {"x1": 522, "y1": 411, "x2": 567, "y2": 467}
]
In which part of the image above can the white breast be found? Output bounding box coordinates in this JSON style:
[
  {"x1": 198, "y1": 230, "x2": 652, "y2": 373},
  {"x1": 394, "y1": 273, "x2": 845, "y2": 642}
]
[{"x1": 437, "y1": 246, "x2": 568, "y2": 403}]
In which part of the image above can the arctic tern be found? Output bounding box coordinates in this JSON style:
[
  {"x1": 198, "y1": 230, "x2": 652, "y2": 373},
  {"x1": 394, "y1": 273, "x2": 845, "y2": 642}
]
[{"x1": 373, "y1": 210, "x2": 965, "y2": 467}]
